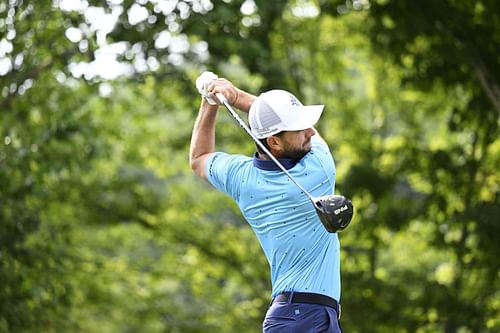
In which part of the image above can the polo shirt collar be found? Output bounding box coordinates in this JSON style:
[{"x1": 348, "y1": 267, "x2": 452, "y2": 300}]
[{"x1": 253, "y1": 152, "x2": 298, "y2": 170}]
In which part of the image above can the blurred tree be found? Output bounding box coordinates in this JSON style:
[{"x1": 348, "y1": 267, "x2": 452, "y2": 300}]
[
  {"x1": 1, "y1": 0, "x2": 498, "y2": 332},
  {"x1": 317, "y1": 1, "x2": 500, "y2": 332}
]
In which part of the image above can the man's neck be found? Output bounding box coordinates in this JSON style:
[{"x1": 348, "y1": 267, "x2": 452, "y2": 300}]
[
  {"x1": 253, "y1": 152, "x2": 298, "y2": 170},
  {"x1": 257, "y1": 151, "x2": 283, "y2": 160},
  {"x1": 256, "y1": 152, "x2": 271, "y2": 160}
]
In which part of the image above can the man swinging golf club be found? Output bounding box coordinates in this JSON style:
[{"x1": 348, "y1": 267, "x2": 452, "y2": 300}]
[{"x1": 190, "y1": 72, "x2": 351, "y2": 332}]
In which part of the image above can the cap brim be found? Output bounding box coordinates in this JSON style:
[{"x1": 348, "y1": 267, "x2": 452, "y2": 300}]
[{"x1": 285, "y1": 105, "x2": 324, "y2": 131}]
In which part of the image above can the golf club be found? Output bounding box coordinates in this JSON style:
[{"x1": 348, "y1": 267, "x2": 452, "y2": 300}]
[{"x1": 215, "y1": 93, "x2": 354, "y2": 233}]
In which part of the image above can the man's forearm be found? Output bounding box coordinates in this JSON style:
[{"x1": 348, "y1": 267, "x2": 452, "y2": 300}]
[
  {"x1": 204, "y1": 78, "x2": 256, "y2": 113},
  {"x1": 189, "y1": 100, "x2": 218, "y2": 178},
  {"x1": 233, "y1": 88, "x2": 256, "y2": 113}
]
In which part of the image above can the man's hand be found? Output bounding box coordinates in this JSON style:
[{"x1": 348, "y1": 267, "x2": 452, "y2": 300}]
[
  {"x1": 206, "y1": 78, "x2": 240, "y2": 106},
  {"x1": 195, "y1": 71, "x2": 255, "y2": 112}
]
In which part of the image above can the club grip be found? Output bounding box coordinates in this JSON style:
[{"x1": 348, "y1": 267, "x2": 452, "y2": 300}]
[{"x1": 215, "y1": 92, "x2": 228, "y2": 104}]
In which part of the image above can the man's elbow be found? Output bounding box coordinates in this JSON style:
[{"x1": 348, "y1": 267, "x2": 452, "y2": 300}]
[
  {"x1": 189, "y1": 156, "x2": 201, "y2": 174},
  {"x1": 189, "y1": 155, "x2": 208, "y2": 180}
]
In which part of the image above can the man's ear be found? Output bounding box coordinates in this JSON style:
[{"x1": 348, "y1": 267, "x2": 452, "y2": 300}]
[{"x1": 266, "y1": 135, "x2": 282, "y2": 152}]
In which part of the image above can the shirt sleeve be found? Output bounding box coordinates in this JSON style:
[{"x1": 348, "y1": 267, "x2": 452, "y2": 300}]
[{"x1": 205, "y1": 152, "x2": 249, "y2": 200}]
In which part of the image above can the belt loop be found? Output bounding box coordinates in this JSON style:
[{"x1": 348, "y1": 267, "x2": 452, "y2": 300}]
[{"x1": 288, "y1": 291, "x2": 294, "y2": 305}]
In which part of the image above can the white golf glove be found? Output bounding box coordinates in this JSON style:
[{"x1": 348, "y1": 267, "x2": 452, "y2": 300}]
[{"x1": 195, "y1": 71, "x2": 218, "y2": 105}]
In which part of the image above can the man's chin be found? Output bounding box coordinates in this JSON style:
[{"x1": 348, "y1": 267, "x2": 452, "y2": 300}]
[
  {"x1": 284, "y1": 148, "x2": 309, "y2": 162},
  {"x1": 300, "y1": 143, "x2": 312, "y2": 155}
]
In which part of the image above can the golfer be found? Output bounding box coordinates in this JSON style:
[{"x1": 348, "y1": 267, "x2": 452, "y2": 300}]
[{"x1": 190, "y1": 75, "x2": 343, "y2": 333}]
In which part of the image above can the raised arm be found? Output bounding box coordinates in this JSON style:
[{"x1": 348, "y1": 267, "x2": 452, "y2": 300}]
[{"x1": 189, "y1": 76, "x2": 256, "y2": 180}]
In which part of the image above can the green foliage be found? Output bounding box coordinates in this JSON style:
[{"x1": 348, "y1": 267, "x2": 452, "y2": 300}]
[{"x1": 1, "y1": 0, "x2": 498, "y2": 332}]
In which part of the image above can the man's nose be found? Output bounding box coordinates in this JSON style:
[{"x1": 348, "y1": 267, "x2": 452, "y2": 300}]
[{"x1": 304, "y1": 127, "x2": 315, "y2": 137}]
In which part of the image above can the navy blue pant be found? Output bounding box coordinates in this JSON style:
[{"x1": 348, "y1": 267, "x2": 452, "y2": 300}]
[{"x1": 263, "y1": 301, "x2": 342, "y2": 333}]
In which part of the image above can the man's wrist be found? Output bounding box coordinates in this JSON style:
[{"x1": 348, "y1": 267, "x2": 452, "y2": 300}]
[
  {"x1": 234, "y1": 89, "x2": 255, "y2": 113},
  {"x1": 233, "y1": 88, "x2": 241, "y2": 106},
  {"x1": 201, "y1": 98, "x2": 219, "y2": 110}
]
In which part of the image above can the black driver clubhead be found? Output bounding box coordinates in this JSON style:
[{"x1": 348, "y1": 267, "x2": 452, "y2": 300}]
[{"x1": 314, "y1": 195, "x2": 354, "y2": 233}]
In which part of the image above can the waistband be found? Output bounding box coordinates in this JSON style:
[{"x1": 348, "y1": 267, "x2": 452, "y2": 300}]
[{"x1": 272, "y1": 292, "x2": 339, "y2": 310}]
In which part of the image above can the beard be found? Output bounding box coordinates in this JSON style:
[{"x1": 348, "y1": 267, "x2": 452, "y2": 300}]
[{"x1": 281, "y1": 142, "x2": 311, "y2": 162}]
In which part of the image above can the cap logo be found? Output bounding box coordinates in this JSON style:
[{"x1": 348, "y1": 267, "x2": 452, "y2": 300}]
[
  {"x1": 290, "y1": 95, "x2": 300, "y2": 107},
  {"x1": 257, "y1": 126, "x2": 279, "y2": 136}
]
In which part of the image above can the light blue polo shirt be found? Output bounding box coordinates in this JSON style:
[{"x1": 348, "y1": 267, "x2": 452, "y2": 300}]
[{"x1": 206, "y1": 137, "x2": 340, "y2": 301}]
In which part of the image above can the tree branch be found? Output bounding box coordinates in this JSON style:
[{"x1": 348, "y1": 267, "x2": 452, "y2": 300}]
[
  {"x1": 451, "y1": 31, "x2": 500, "y2": 111},
  {"x1": 469, "y1": 56, "x2": 500, "y2": 111},
  {"x1": 0, "y1": 48, "x2": 79, "y2": 111}
]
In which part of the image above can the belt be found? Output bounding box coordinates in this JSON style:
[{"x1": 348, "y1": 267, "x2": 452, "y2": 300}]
[{"x1": 272, "y1": 292, "x2": 339, "y2": 310}]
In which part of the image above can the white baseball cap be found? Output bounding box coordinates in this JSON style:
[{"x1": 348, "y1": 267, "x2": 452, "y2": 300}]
[{"x1": 249, "y1": 90, "x2": 324, "y2": 139}]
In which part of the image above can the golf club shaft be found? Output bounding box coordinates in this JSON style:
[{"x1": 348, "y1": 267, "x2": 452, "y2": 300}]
[{"x1": 216, "y1": 93, "x2": 316, "y2": 203}]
